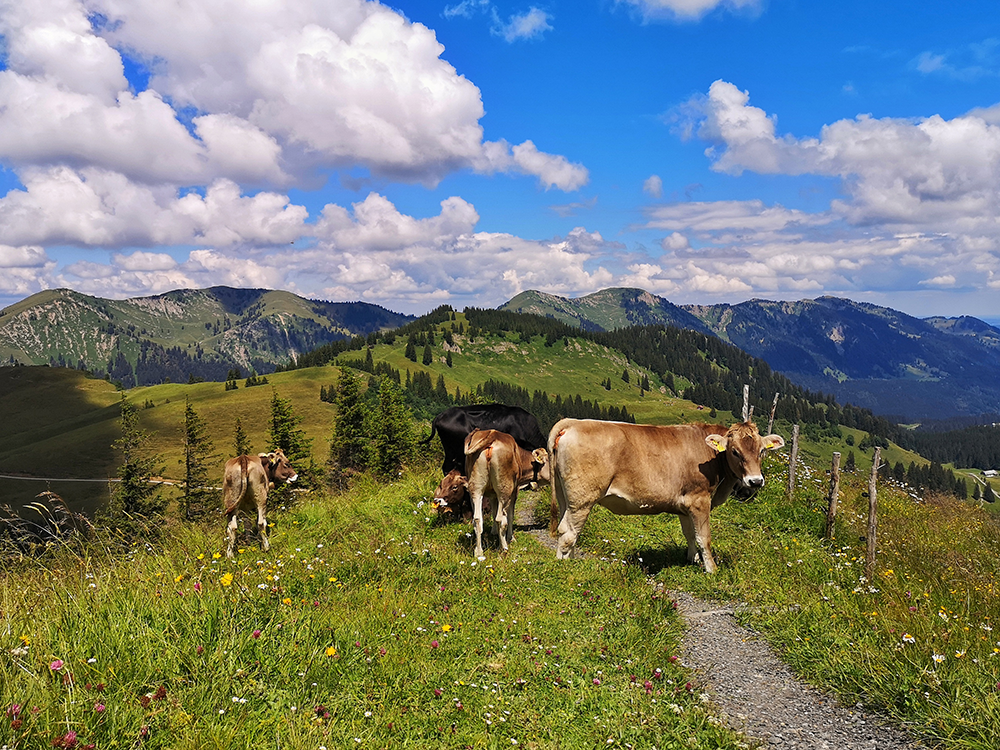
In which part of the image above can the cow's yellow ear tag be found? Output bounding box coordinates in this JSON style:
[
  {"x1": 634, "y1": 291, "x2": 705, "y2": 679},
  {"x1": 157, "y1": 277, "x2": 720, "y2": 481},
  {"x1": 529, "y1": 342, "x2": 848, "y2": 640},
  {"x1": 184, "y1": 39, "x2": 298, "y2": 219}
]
[{"x1": 706, "y1": 436, "x2": 726, "y2": 453}]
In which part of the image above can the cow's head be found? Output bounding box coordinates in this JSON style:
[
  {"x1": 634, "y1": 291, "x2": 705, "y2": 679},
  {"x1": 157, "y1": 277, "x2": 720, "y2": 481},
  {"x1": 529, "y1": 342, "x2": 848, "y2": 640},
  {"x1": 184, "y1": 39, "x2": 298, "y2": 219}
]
[
  {"x1": 261, "y1": 449, "x2": 298, "y2": 485},
  {"x1": 432, "y1": 470, "x2": 468, "y2": 513},
  {"x1": 705, "y1": 422, "x2": 785, "y2": 489},
  {"x1": 529, "y1": 447, "x2": 550, "y2": 487}
]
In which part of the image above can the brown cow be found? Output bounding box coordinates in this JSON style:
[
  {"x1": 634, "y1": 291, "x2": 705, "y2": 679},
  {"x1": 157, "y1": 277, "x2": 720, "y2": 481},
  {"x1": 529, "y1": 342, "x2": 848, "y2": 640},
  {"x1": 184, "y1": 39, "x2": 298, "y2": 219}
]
[
  {"x1": 549, "y1": 419, "x2": 784, "y2": 572},
  {"x1": 464, "y1": 429, "x2": 549, "y2": 558},
  {"x1": 223, "y1": 450, "x2": 297, "y2": 559}
]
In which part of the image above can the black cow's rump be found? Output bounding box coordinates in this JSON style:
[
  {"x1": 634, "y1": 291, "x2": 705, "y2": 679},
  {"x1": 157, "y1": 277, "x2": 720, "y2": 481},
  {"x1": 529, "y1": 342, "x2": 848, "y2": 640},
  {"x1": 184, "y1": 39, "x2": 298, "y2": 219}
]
[{"x1": 424, "y1": 404, "x2": 547, "y2": 475}]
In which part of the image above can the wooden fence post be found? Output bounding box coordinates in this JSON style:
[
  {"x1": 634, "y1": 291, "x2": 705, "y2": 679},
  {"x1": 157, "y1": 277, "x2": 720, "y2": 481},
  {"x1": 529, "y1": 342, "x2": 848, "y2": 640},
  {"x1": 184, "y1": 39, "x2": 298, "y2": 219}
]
[
  {"x1": 767, "y1": 392, "x2": 779, "y2": 434},
  {"x1": 787, "y1": 424, "x2": 800, "y2": 499},
  {"x1": 742, "y1": 384, "x2": 750, "y2": 422},
  {"x1": 825, "y1": 452, "x2": 841, "y2": 540},
  {"x1": 865, "y1": 447, "x2": 881, "y2": 579}
]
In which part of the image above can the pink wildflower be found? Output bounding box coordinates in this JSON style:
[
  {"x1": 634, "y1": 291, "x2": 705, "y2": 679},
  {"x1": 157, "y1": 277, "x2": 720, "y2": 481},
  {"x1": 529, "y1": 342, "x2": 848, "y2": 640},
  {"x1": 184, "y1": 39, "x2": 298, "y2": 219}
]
[
  {"x1": 49, "y1": 659, "x2": 64, "y2": 671},
  {"x1": 252, "y1": 629, "x2": 261, "y2": 639}
]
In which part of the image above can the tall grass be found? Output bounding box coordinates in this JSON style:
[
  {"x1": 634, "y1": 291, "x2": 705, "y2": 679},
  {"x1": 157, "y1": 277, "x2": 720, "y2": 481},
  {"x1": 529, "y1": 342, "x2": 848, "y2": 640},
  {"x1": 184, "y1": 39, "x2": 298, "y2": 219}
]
[{"x1": 2, "y1": 473, "x2": 748, "y2": 749}]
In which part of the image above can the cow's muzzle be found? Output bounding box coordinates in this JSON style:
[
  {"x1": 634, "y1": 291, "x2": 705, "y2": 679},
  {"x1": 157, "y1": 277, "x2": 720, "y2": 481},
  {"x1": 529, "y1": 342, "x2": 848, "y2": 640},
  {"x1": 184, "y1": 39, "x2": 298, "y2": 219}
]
[{"x1": 743, "y1": 474, "x2": 764, "y2": 489}]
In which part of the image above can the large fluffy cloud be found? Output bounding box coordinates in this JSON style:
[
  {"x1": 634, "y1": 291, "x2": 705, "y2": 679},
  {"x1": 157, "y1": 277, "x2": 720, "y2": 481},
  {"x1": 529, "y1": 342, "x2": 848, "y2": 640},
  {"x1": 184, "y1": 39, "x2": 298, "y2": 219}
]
[
  {"x1": 686, "y1": 80, "x2": 1000, "y2": 230},
  {"x1": 0, "y1": 0, "x2": 587, "y2": 195}
]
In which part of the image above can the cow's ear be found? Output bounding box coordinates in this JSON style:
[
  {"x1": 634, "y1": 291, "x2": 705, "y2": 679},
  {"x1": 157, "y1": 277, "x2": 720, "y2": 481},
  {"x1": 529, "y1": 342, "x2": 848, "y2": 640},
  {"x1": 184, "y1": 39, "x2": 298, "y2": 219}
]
[
  {"x1": 532, "y1": 448, "x2": 548, "y2": 465},
  {"x1": 705, "y1": 434, "x2": 728, "y2": 453},
  {"x1": 761, "y1": 434, "x2": 785, "y2": 451},
  {"x1": 260, "y1": 452, "x2": 272, "y2": 470}
]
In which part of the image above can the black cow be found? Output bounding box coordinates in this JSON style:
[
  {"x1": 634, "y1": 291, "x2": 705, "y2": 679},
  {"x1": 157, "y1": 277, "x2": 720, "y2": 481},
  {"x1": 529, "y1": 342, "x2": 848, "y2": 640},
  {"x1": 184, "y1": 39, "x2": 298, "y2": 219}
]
[{"x1": 423, "y1": 404, "x2": 548, "y2": 475}]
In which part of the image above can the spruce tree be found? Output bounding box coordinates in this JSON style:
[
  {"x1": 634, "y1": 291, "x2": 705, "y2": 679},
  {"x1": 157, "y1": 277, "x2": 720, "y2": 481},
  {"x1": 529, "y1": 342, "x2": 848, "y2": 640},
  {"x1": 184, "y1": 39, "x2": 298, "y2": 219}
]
[
  {"x1": 405, "y1": 337, "x2": 417, "y2": 362},
  {"x1": 268, "y1": 389, "x2": 314, "y2": 488},
  {"x1": 845, "y1": 450, "x2": 856, "y2": 472},
  {"x1": 329, "y1": 369, "x2": 370, "y2": 483},
  {"x1": 371, "y1": 378, "x2": 416, "y2": 478},
  {"x1": 985, "y1": 483, "x2": 996, "y2": 503},
  {"x1": 101, "y1": 394, "x2": 164, "y2": 537},
  {"x1": 182, "y1": 397, "x2": 218, "y2": 520},
  {"x1": 233, "y1": 417, "x2": 251, "y2": 457},
  {"x1": 422, "y1": 342, "x2": 433, "y2": 365}
]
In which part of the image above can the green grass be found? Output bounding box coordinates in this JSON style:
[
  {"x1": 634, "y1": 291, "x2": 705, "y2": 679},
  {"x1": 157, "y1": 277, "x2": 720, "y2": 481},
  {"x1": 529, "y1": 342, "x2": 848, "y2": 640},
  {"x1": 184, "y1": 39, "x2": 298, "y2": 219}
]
[{"x1": 1, "y1": 473, "x2": 746, "y2": 750}]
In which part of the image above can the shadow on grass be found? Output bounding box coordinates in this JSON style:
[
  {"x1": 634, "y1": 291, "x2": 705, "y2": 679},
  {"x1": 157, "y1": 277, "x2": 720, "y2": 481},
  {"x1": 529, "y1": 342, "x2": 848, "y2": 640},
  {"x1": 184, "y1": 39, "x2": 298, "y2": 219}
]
[{"x1": 624, "y1": 545, "x2": 698, "y2": 576}]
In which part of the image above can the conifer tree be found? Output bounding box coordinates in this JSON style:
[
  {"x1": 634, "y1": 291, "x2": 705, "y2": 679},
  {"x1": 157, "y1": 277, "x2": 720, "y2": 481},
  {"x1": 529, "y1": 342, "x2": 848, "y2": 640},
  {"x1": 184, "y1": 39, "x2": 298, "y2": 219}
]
[
  {"x1": 268, "y1": 389, "x2": 314, "y2": 488},
  {"x1": 985, "y1": 483, "x2": 996, "y2": 503},
  {"x1": 422, "y1": 342, "x2": 433, "y2": 365},
  {"x1": 233, "y1": 417, "x2": 251, "y2": 457},
  {"x1": 371, "y1": 378, "x2": 416, "y2": 478},
  {"x1": 845, "y1": 450, "x2": 856, "y2": 472},
  {"x1": 405, "y1": 337, "x2": 417, "y2": 362},
  {"x1": 329, "y1": 369, "x2": 370, "y2": 484},
  {"x1": 621, "y1": 369, "x2": 629, "y2": 384},
  {"x1": 446, "y1": 350, "x2": 453, "y2": 368},
  {"x1": 101, "y1": 393, "x2": 164, "y2": 537},
  {"x1": 182, "y1": 397, "x2": 218, "y2": 520},
  {"x1": 973, "y1": 483, "x2": 982, "y2": 501}
]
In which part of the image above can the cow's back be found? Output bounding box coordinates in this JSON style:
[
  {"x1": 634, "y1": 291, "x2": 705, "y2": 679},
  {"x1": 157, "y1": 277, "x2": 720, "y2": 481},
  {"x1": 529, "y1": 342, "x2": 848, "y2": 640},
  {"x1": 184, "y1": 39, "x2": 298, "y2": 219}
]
[
  {"x1": 223, "y1": 455, "x2": 266, "y2": 514},
  {"x1": 550, "y1": 419, "x2": 725, "y2": 510}
]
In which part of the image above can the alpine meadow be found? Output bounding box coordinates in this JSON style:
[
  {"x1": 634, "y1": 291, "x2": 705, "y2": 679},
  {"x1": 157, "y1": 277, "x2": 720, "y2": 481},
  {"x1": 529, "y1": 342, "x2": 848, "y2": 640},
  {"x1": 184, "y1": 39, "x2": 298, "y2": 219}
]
[{"x1": 3, "y1": 304, "x2": 1000, "y2": 750}]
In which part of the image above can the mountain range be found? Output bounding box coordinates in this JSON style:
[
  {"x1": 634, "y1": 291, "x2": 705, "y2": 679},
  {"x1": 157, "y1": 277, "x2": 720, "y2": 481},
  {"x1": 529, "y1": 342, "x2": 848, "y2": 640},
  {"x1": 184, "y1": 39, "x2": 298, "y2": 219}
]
[
  {"x1": 0, "y1": 287, "x2": 413, "y2": 388},
  {"x1": 2, "y1": 285, "x2": 998, "y2": 422},
  {"x1": 501, "y1": 288, "x2": 1000, "y2": 422}
]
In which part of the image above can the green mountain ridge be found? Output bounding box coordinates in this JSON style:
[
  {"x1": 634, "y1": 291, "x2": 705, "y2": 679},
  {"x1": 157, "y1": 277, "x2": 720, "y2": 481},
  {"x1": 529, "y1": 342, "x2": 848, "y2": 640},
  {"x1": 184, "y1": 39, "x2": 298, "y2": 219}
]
[
  {"x1": 501, "y1": 288, "x2": 1000, "y2": 421},
  {"x1": 0, "y1": 287, "x2": 414, "y2": 387}
]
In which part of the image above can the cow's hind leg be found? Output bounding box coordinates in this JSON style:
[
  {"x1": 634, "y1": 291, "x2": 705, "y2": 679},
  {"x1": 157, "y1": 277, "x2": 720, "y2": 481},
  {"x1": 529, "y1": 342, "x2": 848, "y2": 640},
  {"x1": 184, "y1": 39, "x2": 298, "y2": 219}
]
[
  {"x1": 225, "y1": 510, "x2": 239, "y2": 559},
  {"x1": 255, "y1": 486, "x2": 270, "y2": 553},
  {"x1": 471, "y1": 488, "x2": 486, "y2": 559}
]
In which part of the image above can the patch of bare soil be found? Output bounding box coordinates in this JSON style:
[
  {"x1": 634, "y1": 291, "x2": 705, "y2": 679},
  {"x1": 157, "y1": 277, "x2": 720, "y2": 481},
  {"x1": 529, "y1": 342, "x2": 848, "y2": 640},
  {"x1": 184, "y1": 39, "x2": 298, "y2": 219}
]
[{"x1": 517, "y1": 492, "x2": 928, "y2": 750}]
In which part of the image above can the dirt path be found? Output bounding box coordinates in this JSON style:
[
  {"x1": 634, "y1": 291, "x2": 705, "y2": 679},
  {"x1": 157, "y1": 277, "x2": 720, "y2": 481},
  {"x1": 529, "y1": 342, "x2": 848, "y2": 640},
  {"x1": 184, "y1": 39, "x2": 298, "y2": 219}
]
[{"x1": 515, "y1": 492, "x2": 927, "y2": 750}]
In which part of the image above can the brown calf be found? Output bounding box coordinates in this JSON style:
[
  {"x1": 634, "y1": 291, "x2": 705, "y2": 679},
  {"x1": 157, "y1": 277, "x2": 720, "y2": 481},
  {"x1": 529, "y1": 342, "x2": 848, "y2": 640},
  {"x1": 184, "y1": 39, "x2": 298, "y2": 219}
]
[
  {"x1": 223, "y1": 450, "x2": 297, "y2": 559},
  {"x1": 464, "y1": 429, "x2": 549, "y2": 558}
]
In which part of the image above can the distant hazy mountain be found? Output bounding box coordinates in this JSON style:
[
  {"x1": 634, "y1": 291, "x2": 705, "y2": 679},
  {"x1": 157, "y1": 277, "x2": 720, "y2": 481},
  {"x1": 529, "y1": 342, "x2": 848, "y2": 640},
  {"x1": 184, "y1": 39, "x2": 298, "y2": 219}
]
[
  {"x1": 0, "y1": 287, "x2": 413, "y2": 387},
  {"x1": 501, "y1": 288, "x2": 1000, "y2": 421}
]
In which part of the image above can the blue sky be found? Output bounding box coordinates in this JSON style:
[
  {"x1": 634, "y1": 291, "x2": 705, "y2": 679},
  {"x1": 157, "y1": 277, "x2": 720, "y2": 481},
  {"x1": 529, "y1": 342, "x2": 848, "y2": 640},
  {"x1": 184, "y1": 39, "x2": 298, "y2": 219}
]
[{"x1": 1, "y1": 0, "x2": 999, "y2": 321}]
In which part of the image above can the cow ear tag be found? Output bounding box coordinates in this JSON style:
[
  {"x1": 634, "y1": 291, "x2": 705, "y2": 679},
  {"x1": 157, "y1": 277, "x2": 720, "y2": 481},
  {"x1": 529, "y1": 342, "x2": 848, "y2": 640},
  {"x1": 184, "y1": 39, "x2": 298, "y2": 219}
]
[{"x1": 706, "y1": 435, "x2": 726, "y2": 453}]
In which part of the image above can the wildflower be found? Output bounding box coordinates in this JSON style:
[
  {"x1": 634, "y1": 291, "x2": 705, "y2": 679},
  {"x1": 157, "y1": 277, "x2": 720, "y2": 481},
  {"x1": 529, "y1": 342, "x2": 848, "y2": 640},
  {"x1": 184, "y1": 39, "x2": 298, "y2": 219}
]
[
  {"x1": 50, "y1": 659, "x2": 65, "y2": 671},
  {"x1": 434, "y1": 688, "x2": 443, "y2": 698},
  {"x1": 932, "y1": 653, "x2": 946, "y2": 663},
  {"x1": 252, "y1": 630, "x2": 261, "y2": 639},
  {"x1": 325, "y1": 646, "x2": 337, "y2": 657},
  {"x1": 441, "y1": 624, "x2": 452, "y2": 632},
  {"x1": 902, "y1": 633, "x2": 915, "y2": 644},
  {"x1": 282, "y1": 598, "x2": 292, "y2": 606},
  {"x1": 19, "y1": 635, "x2": 29, "y2": 646},
  {"x1": 955, "y1": 650, "x2": 966, "y2": 658},
  {"x1": 220, "y1": 573, "x2": 234, "y2": 587},
  {"x1": 592, "y1": 678, "x2": 601, "y2": 686},
  {"x1": 174, "y1": 574, "x2": 184, "y2": 583},
  {"x1": 212, "y1": 553, "x2": 221, "y2": 560},
  {"x1": 430, "y1": 640, "x2": 440, "y2": 649},
  {"x1": 94, "y1": 703, "x2": 106, "y2": 713},
  {"x1": 193, "y1": 581, "x2": 202, "y2": 593}
]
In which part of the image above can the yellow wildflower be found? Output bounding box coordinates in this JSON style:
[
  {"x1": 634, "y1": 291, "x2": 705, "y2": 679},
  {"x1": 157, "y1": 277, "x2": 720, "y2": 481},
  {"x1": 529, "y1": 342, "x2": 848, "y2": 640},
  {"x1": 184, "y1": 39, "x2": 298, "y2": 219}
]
[
  {"x1": 325, "y1": 646, "x2": 337, "y2": 657},
  {"x1": 220, "y1": 573, "x2": 234, "y2": 587}
]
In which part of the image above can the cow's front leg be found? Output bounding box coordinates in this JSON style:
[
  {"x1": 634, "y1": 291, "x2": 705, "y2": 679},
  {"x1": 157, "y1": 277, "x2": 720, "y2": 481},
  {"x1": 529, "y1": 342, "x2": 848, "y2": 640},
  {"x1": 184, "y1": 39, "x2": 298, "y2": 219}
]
[
  {"x1": 690, "y1": 508, "x2": 717, "y2": 574},
  {"x1": 678, "y1": 513, "x2": 699, "y2": 564}
]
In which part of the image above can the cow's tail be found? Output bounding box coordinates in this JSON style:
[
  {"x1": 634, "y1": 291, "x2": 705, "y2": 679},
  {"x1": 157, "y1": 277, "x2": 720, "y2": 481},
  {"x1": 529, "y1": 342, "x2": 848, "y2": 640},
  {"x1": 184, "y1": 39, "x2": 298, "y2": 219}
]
[
  {"x1": 224, "y1": 455, "x2": 250, "y2": 515},
  {"x1": 548, "y1": 427, "x2": 568, "y2": 538},
  {"x1": 420, "y1": 422, "x2": 439, "y2": 446},
  {"x1": 464, "y1": 428, "x2": 495, "y2": 456}
]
